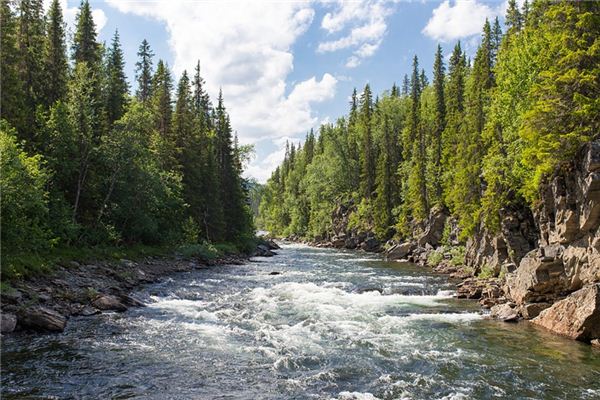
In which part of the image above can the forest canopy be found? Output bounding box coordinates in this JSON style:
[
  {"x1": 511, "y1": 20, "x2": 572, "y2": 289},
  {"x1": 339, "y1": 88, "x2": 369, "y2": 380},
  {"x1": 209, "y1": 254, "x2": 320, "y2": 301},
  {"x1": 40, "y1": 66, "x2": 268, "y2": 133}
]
[{"x1": 258, "y1": 0, "x2": 600, "y2": 242}]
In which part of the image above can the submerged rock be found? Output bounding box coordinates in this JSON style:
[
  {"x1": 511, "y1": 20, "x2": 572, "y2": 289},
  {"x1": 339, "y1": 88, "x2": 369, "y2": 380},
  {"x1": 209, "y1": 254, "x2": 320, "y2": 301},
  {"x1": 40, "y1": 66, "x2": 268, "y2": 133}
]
[
  {"x1": 1, "y1": 313, "x2": 17, "y2": 333},
  {"x1": 92, "y1": 294, "x2": 128, "y2": 312},
  {"x1": 532, "y1": 283, "x2": 600, "y2": 342},
  {"x1": 18, "y1": 307, "x2": 67, "y2": 332}
]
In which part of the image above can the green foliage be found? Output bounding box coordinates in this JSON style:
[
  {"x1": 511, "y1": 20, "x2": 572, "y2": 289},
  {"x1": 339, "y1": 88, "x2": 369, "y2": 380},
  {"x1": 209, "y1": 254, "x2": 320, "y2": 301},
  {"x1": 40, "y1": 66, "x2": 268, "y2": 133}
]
[
  {"x1": 449, "y1": 246, "x2": 466, "y2": 267},
  {"x1": 427, "y1": 249, "x2": 444, "y2": 267},
  {"x1": 478, "y1": 264, "x2": 496, "y2": 279},
  {"x1": 0, "y1": 122, "x2": 53, "y2": 261},
  {"x1": 0, "y1": 0, "x2": 256, "y2": 280}
]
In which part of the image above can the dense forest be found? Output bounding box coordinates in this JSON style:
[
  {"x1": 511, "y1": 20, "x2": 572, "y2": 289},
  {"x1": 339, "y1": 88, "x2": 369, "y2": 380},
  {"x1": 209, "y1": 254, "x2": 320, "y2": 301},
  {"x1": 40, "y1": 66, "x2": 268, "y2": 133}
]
[
  {"x1": 258, "y1": 0, "x2": 600, "y2": 244},
  {"x1": 1, "y1": 0, "x2": 255, "y2": 278}
]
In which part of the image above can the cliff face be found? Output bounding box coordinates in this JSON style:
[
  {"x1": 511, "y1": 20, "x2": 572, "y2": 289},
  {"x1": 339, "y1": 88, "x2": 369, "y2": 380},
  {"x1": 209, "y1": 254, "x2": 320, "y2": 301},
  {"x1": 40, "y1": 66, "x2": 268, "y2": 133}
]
[{"x1": 501, "y1": 141, "x2": 600, "y2": 341}]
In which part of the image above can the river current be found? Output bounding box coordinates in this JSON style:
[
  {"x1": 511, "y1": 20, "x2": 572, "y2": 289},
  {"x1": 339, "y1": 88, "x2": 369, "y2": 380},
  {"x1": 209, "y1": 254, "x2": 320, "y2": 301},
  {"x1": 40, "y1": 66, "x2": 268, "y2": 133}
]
[{"x1": 2, "y1": 243, "x2": 600, "y2": 399}]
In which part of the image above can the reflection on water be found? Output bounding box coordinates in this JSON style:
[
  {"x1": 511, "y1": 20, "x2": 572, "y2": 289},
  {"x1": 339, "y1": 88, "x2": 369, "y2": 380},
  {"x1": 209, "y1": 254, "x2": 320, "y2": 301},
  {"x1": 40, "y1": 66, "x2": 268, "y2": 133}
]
[{"x1": 2, "y1": 243, "x2": 600, "y2": 399}]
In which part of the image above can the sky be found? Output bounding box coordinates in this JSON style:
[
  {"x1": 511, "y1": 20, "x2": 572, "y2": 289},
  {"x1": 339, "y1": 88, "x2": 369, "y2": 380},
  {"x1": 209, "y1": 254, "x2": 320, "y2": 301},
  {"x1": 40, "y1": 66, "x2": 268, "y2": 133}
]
[{"x1": 50, "y1": 0, "x2": 515, "y2": 183}]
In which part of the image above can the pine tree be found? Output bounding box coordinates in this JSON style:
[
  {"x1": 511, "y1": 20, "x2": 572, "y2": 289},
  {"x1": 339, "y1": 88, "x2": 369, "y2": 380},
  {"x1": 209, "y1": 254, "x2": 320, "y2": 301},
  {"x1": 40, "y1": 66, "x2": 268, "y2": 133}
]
[
  {"x1": 401, "y1": 74, "x2": 410, "y2": 96},
  {"x1": 17, "y1": 0, "x2": 45, "y2": 143},
  {"x1": 407, "y1": 55, "x2": 428, "y2": 218},
  {"x1": 1, "y1": 0, "x2": 25, "y2": 133},
  {"x1": 72, "y1": 0, "x2": 99, "y2": 65},
  {"x1": 358, "y1": 84, "x2": 375, "y2": 199},
  {"x1": 506, "y1": 0, "x2": 523, "y2": 32},
  {"x1": 192, "y1": 60, "x2": 212, "y2": 131},
  {"x1": 431, "y1": 44, "x2": 445, "y2": 203},
  {"x1": 135, "y1": 39, "x2": 154, "y2": 103},
  {"x1": 105, "y1": 30, "x2": 129, "y2": 124},
  {"x1": 151, "y1": 60, "x2": 173, "y2": 140},
  {"x1": 42, "y1": 0, "x2": 68, "y2": 108}
]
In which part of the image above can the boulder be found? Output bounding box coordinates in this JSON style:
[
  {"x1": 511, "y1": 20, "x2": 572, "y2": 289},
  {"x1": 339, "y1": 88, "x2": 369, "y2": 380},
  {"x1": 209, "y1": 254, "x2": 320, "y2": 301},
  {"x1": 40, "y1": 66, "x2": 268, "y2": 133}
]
[
  {"x1": 360, "y1": 237, "x2": 380, "y2": 252},
  {"x1": 18, "y1": 307, "x2": 67, "y2": 332},
  {"x1": 120, "y1": 294, "x2": 145, "y2": 308},
  {"x1": 520, "y1": 302, "x2": 551, "y2": 319},
  {"x1": 385, "y1": 241, "x2": 415, "y2": 261},
  {"x1": 417, "y1": 206, "x2": 448, "y2": 247},
  {"x1": 504, "y1": 250, "x2": 568, "y2": 304},
  {"x1": 532, "y1": 283, "x2": 600, "y2": 341},
  {"x1": 255, "y1": 244, "x2": 276, "y2": 257},
  {"x1": 490, "y1": 303, "x2": 519, "y2": 322},
  {"x1": 1, "y1": 313, "x2": 17, "y2": 333},
  {"x1": 92, "y1": 294, "x2": 128, "y2": 312}
]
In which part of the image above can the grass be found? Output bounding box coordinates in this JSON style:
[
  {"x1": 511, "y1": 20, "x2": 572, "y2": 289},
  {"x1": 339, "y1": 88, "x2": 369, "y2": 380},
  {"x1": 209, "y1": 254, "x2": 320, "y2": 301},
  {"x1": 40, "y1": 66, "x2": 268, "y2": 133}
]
[
  {"x1": 477, "y1": 264, "x2": 496, "y2": 279},
  {"x1": 1, "y1": 239, "x2": 251, "y2": 283}
]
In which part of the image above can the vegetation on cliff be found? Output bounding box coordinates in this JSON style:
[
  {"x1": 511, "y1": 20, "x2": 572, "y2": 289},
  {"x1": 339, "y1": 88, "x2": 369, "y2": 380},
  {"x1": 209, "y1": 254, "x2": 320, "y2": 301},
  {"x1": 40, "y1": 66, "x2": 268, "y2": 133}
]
[
  {"x1": 1, "y1": 0, "x2": 255, "y2": 280},
  {"x1": 258, "y1": 0, "x2": 600, "y2": 244}
]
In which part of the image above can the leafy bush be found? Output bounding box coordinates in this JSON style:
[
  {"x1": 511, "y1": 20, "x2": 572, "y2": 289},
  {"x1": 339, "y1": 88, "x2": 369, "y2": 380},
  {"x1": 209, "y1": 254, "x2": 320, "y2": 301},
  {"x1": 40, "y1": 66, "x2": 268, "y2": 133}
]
[
  {"x1": 427, "y1": 249, "x2": 444, "y2": 266},
  {"x1": 177, "y1": 243, "x2": 219, "y2": 261},
  {"x1": 449, "y1": 246, "x2": 466, "y2": 267}
]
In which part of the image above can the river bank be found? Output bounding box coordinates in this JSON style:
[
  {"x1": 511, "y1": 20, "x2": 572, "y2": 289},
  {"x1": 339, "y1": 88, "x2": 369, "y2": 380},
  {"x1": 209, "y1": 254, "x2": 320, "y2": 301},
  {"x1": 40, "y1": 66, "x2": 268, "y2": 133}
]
[
  {"x1": 3, "y1": 243, "x2": 599, "y2": 399},
  {"x1": 0, "y1": 241, "x2": 280, "y2": 334}
]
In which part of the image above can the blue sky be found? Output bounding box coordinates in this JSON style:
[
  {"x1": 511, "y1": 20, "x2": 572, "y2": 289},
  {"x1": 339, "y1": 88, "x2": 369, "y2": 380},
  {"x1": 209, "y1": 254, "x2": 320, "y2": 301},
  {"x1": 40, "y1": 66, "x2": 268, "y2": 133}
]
[{"x1": 54, "y1": 0, "x2": 513, "y2": 182}]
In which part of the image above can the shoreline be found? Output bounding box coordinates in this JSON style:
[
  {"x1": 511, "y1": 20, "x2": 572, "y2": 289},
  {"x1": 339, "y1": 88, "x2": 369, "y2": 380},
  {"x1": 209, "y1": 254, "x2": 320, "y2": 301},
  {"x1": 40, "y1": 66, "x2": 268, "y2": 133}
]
[{"x1": 0, "y1": 252, "x2": 252, "y2": 335}]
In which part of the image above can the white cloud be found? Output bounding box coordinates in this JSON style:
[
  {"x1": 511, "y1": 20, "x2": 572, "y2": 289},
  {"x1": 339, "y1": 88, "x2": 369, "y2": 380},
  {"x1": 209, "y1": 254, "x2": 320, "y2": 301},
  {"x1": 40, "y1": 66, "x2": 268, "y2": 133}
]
[
  {"x1": 317, "y1": 0, "x2": 396, "y2": 68},
  {"x1": 422, "y1": 0, "x2": 501, "y2": 42},
  {"x1": 43, "y1": 0, "x2": 107, "y2": 34},
  {"x1": 106, "y1": 0, "x2": 338, "y2": 182}
]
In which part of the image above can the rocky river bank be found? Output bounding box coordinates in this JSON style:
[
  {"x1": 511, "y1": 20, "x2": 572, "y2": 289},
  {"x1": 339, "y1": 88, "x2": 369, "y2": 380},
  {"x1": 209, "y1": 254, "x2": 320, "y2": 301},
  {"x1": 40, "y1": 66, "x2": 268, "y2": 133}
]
[
  {"x1": 288, "y1": 140, "x2": 600, "y2": 346},
  {"x1": 0, "y1": 241, "x2": 280, "y2": 335}
]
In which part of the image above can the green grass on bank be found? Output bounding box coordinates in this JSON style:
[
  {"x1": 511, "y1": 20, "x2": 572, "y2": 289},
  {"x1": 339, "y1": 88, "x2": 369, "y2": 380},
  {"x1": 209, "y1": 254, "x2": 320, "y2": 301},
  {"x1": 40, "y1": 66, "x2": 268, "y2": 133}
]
[{"x1": 1, "y1": 237, "x2": 264, "y2": 283}]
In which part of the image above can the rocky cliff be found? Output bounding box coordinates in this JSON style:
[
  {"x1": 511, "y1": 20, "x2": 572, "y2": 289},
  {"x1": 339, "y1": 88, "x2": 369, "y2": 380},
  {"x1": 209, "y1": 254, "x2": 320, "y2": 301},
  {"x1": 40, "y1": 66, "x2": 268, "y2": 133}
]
[
  {"x1": 501, "y1": 141, "x2": 600, "y2": 342},
  {"x1": 382, "y1": 140, "x2": 600, "y2": 344}
]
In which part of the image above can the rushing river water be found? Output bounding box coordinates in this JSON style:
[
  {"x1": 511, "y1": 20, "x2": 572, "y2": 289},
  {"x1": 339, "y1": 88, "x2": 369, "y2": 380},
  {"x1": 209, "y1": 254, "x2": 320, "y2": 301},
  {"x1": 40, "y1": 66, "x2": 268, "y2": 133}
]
[{"x1": 2, "y1": 243, "x2": 600, "y2": 399}]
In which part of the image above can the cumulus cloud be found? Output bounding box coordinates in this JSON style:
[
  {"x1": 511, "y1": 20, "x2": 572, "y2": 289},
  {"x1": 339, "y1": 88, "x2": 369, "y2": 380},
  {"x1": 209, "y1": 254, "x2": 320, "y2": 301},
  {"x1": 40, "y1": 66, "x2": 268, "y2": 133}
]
[
  {"x1": 105, "y1": 0, "x2": 340, "y2": 182},
  {"x1": 43, "y1": 0, "x2": 107, "y2": 34},
  {"x1": 422, "y1": 0, "x2": 501, "y2": 42},
  {"x1": 317, "y1": 0, "x2": 395, "y2": 68}
]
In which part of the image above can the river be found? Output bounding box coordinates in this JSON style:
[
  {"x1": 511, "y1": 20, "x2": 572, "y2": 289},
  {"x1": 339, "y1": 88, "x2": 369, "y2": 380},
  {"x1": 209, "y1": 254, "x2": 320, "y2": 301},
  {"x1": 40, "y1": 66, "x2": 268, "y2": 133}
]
[{"x1": 2, "y1": 243, "x2": 600, "y2": 399}]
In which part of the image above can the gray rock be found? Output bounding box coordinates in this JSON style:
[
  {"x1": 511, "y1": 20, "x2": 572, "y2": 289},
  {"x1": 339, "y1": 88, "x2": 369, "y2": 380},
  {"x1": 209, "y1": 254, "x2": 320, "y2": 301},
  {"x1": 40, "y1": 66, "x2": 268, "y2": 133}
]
[
  {"x1": 1, "y1": 313, "x2": 17, "y2": 333},
  {"x1": 385, "y1": 241, "x2": 415, "y2": 261},
  {"x1": 490, "y1": 303, "x2": 519, "y2": 322},
  {"x1": 92, "y1": 294, "x2": 128, "y2": 312},
  {"x1": 18, "y1": 307, "x2": 67, "y2": 332},
  {"x1": 120, "y1": 294, "x2": 145, "y2": 307}
]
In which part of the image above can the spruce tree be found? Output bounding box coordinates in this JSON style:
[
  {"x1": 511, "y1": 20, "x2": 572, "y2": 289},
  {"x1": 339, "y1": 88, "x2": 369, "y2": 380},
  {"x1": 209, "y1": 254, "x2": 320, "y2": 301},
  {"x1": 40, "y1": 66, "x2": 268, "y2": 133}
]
[
  {"x1": 1, "y1": 0, "x2": 25, "y2": 133},
  {"x1": 17, "y1": 0, "x2": 45, "y2": 143},
  {"x1": 506, "y1": 0, "x2": 523, "y2": 32},
  {"x1": 151, "y1": 60, "x2": 173, "y2": 140},
  {"x1": 105, "y1": 30, "x2": 129, "y2": 125},
  {"x1": 431, "y1": 44, "x2": 445, "y2": 203},
  {"x1": 42, "y1": 0, "x2": 68, "y2": 108},
  {"x1": 72, "y1": 0, "x2": 99, "y2": 65},
  {"x1": 358, "y1": 84, "x2": 375, "y2": 199},
  {"x1": 135, "y1": 39, "x2": 154, "y2": 103}
]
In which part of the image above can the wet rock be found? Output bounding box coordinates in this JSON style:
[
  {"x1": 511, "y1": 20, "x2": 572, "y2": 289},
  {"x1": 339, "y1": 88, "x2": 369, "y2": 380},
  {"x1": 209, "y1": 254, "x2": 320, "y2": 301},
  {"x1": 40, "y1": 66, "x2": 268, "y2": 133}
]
[
  {"x1": 92, "y1": 294, "x2": 128, "y2": 312},
  {"x1": 266, "y1": 240, "x2": 280, "y2": 250},
  {"x1": 520, "y1": 302, "x2": 551, "y2": 319},
  {"x1": 532, "y1": 283, "x2": 600, "y2": 342},
  {"x1": 255, "y1": 244, "x2": 276, "y2": 257},
  {"x1": 491, "y1": 303, "x2": 519, "y2": 322},
  {"x1": 269, "y1": 271, "x2": 282, "y2": 276},
  {"x1": 1, "y1": 313, "x2": 17, "y2": 333},
  {"x1": 385, "y1": 241, "x2": 415, "y2": 261},
  {"x1": 360, "y1": 237, "x2": 380, "y2": 252},
  {"x1": 18, "y1": 307, "x2": 67, "y2": 332},
  {"x1": 73, "y1": 305, "x2": 101, "y2": 317},
  {"x1": 355, "y1": 286, "x2": 384, "y2": 294},
  {"x1": 1, "y1": 289, "x2": 22, "y2": 305},
  {"x1": 457, "y1": 280, "x2": 482, "y2": 299},
  {"x1": 120, "y1": 294, "x2": 145, "y2": 308},
  {"x1": 592, "y1": 339, "x2": 600, "y2": 347}
]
